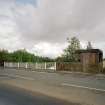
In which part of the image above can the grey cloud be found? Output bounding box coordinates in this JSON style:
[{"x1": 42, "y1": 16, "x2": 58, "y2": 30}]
[
  {"x1": 1, "y1": 0, "x2": 105, "y2": 57},
  {"x1": 71, "y1": 0, "x2": 105, "y2": 29},
  {"x1": 13, "y1": 0, "x2": 105, "y2": 44}
]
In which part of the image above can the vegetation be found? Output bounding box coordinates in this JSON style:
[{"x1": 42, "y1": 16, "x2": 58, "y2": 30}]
[
  {"x1": 0, "y1": 49, "x2": 54, "y2": 62},
  {"x1": 0, "y1": 37, "x2": 90, "y2": 63},
  {"x1": 56, "y1": 37, "x2": 80, "y2": 62}
]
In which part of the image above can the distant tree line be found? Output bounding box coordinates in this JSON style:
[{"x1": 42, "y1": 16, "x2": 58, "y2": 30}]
[
  {"x1": 0, "y1": 37, "x2": 93, "y2": 63},
  {"x1": 0, "y1": 49, "x2": 54, "y2": 63}
]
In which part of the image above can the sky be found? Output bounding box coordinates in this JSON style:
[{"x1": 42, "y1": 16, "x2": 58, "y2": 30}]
[{"x1": 0, "y1": 0, "x2": 105, "y2": 58}]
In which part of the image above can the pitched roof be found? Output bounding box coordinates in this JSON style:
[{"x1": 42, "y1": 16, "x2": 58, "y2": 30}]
[{"x1": 76, "y1": 49, "x2": 103, "y2": 54}]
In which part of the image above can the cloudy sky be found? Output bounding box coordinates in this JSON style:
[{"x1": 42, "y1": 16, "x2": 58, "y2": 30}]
[{"x1": 0, "y1": 0, "x2": 105, "y2": 58}]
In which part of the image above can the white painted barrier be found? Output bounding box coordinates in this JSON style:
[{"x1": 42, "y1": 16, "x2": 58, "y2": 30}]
[{"x1": 4, "y1": 62, "x2": 56, "y2": 70}]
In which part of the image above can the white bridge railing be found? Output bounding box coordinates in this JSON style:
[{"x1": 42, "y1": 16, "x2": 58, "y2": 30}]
[{"x1": 4, "y1": 62, "x2": 56, "y2": 70}]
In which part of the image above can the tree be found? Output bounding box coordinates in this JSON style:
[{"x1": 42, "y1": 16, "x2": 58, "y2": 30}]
[
  {"x1": 87, "y1": 41, "x2": 92, "y2": 49},
  {"x1": 0, "y1": 48, "x2": 54, "y2": 63},
  {"x1": 0, "y1": 49, "x2": 8, "y2": 61},
  {"x1": 62, "y1": 37, "x2": 80, "y2": 62}
]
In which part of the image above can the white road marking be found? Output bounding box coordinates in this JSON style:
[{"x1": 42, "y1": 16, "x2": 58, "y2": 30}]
[
  {"x1": 3, "y1": 73, "x2": 105, "y2": 92},
  {"x1": 61, "y1": 83, "x2": 105, "y2": 92},
  {"x1": 4, "y1": 74, "x2": 35, "y2": 81},
  {"x1": 13, "y1": 75, "x2": 35, "y2": 81}
]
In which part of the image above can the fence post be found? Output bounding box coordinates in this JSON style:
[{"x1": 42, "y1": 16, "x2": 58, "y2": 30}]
[
  {"x1": 25, "y1": 63, "x2": 28, "y2": 69},
  {"x1": 4, "y1": 62, "x2": 5, "y2": 68},
  {"x1": 45, "y1": 62, "x2": 46, "y2": 70},
  {"x1": 35, "y1": 62, "x2": 37, "y2": 69},
  {"x1": 54, "y1": 62, "x2": 56, "y2": 71},
  {"x1": 18, "y1": 62, "x2": 19, "y2": 69}
]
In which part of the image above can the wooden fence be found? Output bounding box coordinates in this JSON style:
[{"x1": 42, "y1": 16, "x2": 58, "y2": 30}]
[{"x1": 56, "y1": 62, "x2": 83, "y2": 72}]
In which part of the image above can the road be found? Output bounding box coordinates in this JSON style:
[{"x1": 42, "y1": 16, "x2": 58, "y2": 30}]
[
  {"x1": 0, "y1": 68, "x2": 105, "y2": 105},
  {"x1": 0, "y1": 84, "x2": 73, "y2": 105},
  {"x1": 1, "y1": 68, "x2": 105, "y2": 90}
]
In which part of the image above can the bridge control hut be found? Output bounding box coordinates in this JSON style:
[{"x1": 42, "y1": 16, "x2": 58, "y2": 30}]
[{"x1": 76, "y1": 49, "x2": 103, "y2": 73}]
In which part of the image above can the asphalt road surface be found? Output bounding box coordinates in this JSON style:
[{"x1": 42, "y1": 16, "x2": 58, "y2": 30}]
[
  {"x1": 1, "y1": 67, "x2": 105, "y2": 90},
  {"x1": 0, "y1": 68, "x2": 105, "y2": 105},
  {"x1": 0, "y1": 84, "x2": 76, "y2": 105}
]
